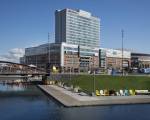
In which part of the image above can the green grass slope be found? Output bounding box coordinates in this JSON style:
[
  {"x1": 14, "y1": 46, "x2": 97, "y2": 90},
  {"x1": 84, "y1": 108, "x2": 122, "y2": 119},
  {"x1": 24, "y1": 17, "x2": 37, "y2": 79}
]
[{"x1": 61, "y1": 75, "x2": 150, "y2": 92}]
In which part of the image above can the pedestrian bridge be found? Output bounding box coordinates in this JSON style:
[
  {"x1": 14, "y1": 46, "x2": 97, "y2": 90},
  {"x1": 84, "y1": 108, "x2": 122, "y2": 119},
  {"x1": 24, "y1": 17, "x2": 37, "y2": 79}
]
[{"x1": 0, "y1": 61, "x2": 47, "y2": 76}]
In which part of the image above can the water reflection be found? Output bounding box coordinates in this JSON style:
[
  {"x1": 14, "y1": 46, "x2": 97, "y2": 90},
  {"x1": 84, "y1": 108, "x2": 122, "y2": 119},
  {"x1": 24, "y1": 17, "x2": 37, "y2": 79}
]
[
  {"x1": 0, "y1": 83, "x2": 150, "y2": 120},
  {"x1": 0, "y1": 83, "x2": 26, "y2": 91},
  {"x1": 59, "y1": 105, "x2": 150, "y2": 120}
]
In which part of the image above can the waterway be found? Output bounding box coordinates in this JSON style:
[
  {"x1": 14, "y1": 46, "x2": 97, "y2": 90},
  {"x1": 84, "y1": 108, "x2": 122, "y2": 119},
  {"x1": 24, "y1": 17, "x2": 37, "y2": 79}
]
[{"x1": 0, "y1": 83, "x2": 150, "y2": 120}]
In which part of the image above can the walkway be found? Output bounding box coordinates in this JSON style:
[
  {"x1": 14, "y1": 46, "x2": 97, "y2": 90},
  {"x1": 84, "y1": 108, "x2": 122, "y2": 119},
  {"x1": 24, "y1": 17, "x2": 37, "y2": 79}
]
[{"x1": 38, "y1": 85, "x2": 150, "y2": 107}]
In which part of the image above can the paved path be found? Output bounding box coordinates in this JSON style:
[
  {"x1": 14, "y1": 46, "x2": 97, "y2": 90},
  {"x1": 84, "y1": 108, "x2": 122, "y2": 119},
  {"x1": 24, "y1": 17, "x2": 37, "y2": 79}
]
[{"x1": 38, "y1": 85, "x2": 150, "y2": 107}]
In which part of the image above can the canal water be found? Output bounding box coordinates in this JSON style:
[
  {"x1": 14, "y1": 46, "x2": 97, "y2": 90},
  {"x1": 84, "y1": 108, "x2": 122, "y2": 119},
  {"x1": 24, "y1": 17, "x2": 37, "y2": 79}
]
[{"x1": 0, "y1": 83, "x2": 150, "y2": 120}]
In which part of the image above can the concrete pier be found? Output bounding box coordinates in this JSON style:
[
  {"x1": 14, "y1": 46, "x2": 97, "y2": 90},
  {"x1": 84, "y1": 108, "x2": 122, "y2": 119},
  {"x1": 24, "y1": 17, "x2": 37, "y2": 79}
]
[{"x1": 38, "y1": 85, "x2": 150, "y2": 107}]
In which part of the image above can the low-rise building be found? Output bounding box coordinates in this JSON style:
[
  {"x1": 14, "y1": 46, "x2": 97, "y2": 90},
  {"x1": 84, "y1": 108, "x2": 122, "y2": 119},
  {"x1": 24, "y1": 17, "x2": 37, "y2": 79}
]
[
  {"x1": 131, "y1": 53, "x2": 150, "y2": 68},
  {"x1": 99, "y1": 48, "x2": 131, "y2": 70},
  {"x1": 24, "y1": 42, "x2": 99, "y2": 73}
]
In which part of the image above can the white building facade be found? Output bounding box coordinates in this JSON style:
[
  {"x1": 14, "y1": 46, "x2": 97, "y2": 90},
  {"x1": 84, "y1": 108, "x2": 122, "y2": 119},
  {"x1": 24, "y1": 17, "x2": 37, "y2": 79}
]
[
  {"x1": 99, "y1": 48, "x2": 131, "y2": 70},
  {"x1": 55, "y1": 8, "x2": 100, "y2": 48}
]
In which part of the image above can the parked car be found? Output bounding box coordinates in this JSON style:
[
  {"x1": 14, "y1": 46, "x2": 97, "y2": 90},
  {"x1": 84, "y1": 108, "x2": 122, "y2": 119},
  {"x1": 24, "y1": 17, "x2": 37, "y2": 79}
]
[{"x1": 140, "y1": 68, "x2": 150, "y2": 74}]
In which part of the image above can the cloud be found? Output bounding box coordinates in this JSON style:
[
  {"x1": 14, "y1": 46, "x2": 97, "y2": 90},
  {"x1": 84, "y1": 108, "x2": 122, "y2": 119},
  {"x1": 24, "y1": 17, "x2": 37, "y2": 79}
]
[{"x1": 0, "y1": 48, "x2": 25, "y2": 63}]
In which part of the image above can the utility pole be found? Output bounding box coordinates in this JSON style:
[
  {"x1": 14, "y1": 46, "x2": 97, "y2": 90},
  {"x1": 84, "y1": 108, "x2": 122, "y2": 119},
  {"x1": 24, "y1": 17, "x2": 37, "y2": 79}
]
[
  {"x1": 93, "y1": 54, "x2": 95, "y2": 95},
  {"x1": 48, "y1": 32, "x2": 50, "y2": 74},
  {"x1": 69, "y1": 52, "x2": 72, "y2": 81},
  {"x1": 121, "y1": 29, "x2": 124, "y2": 76},
  {"x1": 35, "y1": 55, "x2": 37, "y2": 73},
  {"x1": 78, "y1": 40, "x2": 80, "y2": 74},
  {"x1": 72, "y1": 50, "x2": 74, "y2": 75}
]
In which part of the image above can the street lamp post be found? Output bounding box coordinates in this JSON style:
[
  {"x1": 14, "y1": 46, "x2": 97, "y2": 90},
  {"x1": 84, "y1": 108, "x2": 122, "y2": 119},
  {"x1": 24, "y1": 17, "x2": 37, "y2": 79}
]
[
  {"x1": 69, "y1": 51, "x2": 73, "y2": 81},
  {"x1": 121, "y1": 29, "x2": 124, "y2": 76},
  {"x1": 48, "y1": 32, "x2": 51, "y2": 75},
  {"x1": 93, "y1": 55, "x2": 95, "y2": 96}
]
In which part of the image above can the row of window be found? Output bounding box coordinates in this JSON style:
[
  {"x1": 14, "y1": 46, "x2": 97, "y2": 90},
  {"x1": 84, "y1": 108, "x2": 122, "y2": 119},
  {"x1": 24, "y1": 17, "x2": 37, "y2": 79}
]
[
  {"x1": 66, "y1": 13, "x2": 99, "y2": 23},
  {"x1": 66, "y1": 35, "x2": 99, "y2": 41},
  {"x1": 66, "y1": 32, "x2": 99, "y2": 37},
  {"x1": 66, "y1": 29, "x2": 99, "y2": 34},
  {"x1": 66, "y1": 22, "x2": 99, "y2": 30},
  {"x1": 64, "y1": 46, "x2": 98, "y2": 52},
  {"x1": 66, "y1": 28, "x2": 100, "y2": 35},
  {"x1": 66, "y1": 36, "x2": 99, "y2": 42},
  {"x1": 67, "y1": 19, "x2": 99, "y2": 27},
  {"x1": 66, "y1": 14, "x2": 99, "y2": 22},
  {"x1": 68, "y1": 26, "x2": 99, "y2": 32},
  {"x1": 67, "y1": 39, "x2": 99, "y2": 45}
]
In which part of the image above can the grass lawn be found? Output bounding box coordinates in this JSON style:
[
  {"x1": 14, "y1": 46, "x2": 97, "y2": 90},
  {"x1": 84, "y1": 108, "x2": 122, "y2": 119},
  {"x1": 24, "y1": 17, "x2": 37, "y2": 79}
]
[{"x1": 60, "y1": 75, "x2": 150, "y2": 93}]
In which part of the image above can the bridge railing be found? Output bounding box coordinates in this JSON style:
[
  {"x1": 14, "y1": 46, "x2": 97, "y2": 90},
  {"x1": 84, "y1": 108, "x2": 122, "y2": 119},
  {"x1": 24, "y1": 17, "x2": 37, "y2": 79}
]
[{"x1": 0, "y1": 62, "x2": 46, "y2": 75}]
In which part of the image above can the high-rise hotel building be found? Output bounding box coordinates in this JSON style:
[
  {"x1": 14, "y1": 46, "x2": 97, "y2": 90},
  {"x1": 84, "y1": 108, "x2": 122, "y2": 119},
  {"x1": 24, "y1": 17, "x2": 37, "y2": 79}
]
[
  {"x1": 24, "y1": 9, "x2": 101, "y2": 72},
  {"x1": 55, "y1": 9, "x2": 100, "y2": 48}
]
